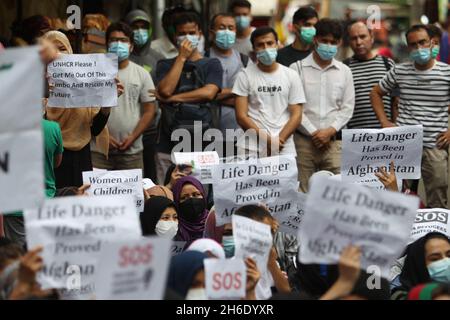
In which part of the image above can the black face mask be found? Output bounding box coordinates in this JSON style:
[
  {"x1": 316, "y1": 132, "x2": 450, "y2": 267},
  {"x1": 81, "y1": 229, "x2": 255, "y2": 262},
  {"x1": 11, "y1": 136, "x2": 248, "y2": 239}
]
[{"x1": 179, "y1": 198, "x2": 206, "y2": 222}]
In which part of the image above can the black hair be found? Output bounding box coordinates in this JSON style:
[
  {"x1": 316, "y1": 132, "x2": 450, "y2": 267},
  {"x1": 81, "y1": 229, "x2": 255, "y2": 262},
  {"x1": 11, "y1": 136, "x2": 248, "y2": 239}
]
[
  {"x1": 105, "y1": 22, "x2": 134, "y2": 45},
  {"x1": 405, "y1": 24, "x2": 432, "y2": 43},
  {"x1": 427, "y1": 24, "x2": 443, "y2": 40},
  {"x1": 346, "y1": 20, "x2": 373, "y2": 36},
  {"x1": 164, "y1": 164, "x2": 177, "y2": 186},
  {"x1": 315, "y1": 18, "x2": 344, "y2": 40},
  {"x1": 250, "y1": 27, "x2": 279, "y2": 48},
  {"x1": 293, "y1": 6, "x2": 318, "y2": 24},
  {"x1": 230, "y1": 0, "x2": 252, "y2": 12},
  {"x1": 162, "y1": 5, "x2": 187, "y2": 38},
  {"x1": 235, "y1": 204, "x2": 273, "y2": 223},
  {"x1": 173, "y1": 12, "x2": 201, "y2": 31},
  {"x1": 210, "y1": 13, "x2": 235, "y2": 30}
]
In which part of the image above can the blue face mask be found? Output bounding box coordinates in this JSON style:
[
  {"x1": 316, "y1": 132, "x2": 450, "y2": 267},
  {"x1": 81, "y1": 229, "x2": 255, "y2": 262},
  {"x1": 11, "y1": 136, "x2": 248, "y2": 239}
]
[
  {"x1": 222, "y1": 236, "x2": 235, "y2": 258},
  {"x1": 215, "y1": 30, "x2": 236, "y2": 50},
  {"x1": 410, "y1": 47, "x2": 432, "y2": 65},
  {"x1": 300, "y1": 27, "x2": 316, "y2": 44},
  {"x1": 256, "y1": 48, "x2": 278, "y2": 66},
  {"x1": 235, "y1": 16, "x2": 251, "y2": 30},
  {"x1": 177, "y1": 34, "x2": 200, "y2": 49},
  {"x1": 428, "y1": 258, "x2": 450, "y2": 283},
  {"x1": 133, "y1": 29, "x2": 149, "y2": 47},
  {"x1": 316, "y1": 42, "x2": 338, "y2": 61},
  {"x1": 108, "y1": 41, "x2": 130, "y2": 62}
]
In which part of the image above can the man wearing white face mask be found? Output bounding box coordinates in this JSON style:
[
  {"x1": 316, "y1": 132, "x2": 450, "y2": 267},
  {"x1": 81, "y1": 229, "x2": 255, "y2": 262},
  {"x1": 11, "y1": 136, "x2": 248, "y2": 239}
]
[
  {"x1": 153, "y1": 12, "x2": 223, "y2": 182},
  {"x1": 206, "y1": 13, "x2": 251, "y2": 158},
  {"x1": 230, "y1": 0, "x2": 255, "y2": 57},
  {"x1": 290, "y1": 18, "x2": 355, "y2": 192},
  {"x1": 233, "y1": 27, "x2": 305, "y2": 159}
]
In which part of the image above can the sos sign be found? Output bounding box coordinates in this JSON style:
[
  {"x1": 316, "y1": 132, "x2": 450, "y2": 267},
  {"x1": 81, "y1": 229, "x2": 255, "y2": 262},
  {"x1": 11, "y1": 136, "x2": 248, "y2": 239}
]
[
  {"x1": 204, "y1": 258, "x2": 246, "y2": 299},
  {"x1": 118, "y1": 244, "x2": 153, "y2": 268}
]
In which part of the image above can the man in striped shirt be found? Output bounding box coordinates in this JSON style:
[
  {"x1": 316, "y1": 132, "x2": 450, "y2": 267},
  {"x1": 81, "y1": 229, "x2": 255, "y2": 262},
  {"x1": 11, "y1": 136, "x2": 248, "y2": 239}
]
[
  {"x1": 371, "y1": 24, "x2": 450, "y2": 208},
  {"x1": 345, "y1": 21, "x2": 396, "y2": 129}
]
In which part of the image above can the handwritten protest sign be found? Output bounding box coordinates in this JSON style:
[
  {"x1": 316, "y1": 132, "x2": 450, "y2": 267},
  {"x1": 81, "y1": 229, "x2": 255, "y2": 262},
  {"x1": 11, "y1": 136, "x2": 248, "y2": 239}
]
[
  {"x1": 298, "y1": 176, "x2": 419, "y2": 278},
  {"x1": 212, "y1": 155, "x2": 299, "y2": 226},
  {"x1": 232, "y1": 215, "x2": 272, "y2": 273},
  {"x1": 24, "y1": 195, "x2": 141, "y2": 299},
  {"x1": 204, "y1": 258, "x2": 246, "y2": 299},
  {"x1": 94, "y1": 237, "x2": 171, "y2": 300},
  {"x1": 172, "y1": 151, "x2": 220, "y2": 184},
  {"x1": 275, "y1": 192, "x2": 307, "y2": 235},
  {"x1": 0, "y1": 47, "x2": 44, "y2": 213},
  {"x1": 47, "y1": 54, "x2": 118, "y2": 108},
  {"x1": 342, "y1": 125, "x2": 423, "y2": 183},
  {"x1": 82, "y1": 169, "x2": 144, "y2": 212},
  {"x1": 410, "y1": 209, "x2": 450, "y2": 241}
]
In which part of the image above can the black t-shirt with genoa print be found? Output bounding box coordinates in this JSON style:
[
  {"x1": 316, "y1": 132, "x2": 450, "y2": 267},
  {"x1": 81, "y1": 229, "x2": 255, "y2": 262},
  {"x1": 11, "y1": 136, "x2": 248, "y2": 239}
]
[{"x1": 277, "y1": 45, "x2": 311, "y2": 67}]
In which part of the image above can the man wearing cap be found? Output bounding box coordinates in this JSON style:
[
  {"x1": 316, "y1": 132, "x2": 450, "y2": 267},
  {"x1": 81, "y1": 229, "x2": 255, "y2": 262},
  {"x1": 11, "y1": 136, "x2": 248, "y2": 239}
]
[{"x1": 125, "y1": 9, "x2": 164, "y2": 183}]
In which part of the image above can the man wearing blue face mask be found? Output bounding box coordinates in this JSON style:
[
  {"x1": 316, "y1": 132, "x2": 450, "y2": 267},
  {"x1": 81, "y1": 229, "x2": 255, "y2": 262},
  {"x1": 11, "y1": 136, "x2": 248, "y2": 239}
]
[
  {"x1": 125, "y1": 9, "x2": 164, "y2": 183},
  {"x1": 371, "y1": 24, "x2": 450, "y2": 209},
  {"x1": 290, "y1": 18, "x2": 355, "y2": 192},
  {"x1": 233, "y1": 27, "x2": 305, "y2": 158},
  {"x1": 206, "y1": 13, "x2": 251, "y2": 158},
  {"x1": 91, "y1": 22, "x2": 156, "y2": 171},
  {"x1": 153, "y1": 12, "x2": 223, "y2": 184},
  {"x1": 230, "y1": 0, "x2": 255, "y2": 57},
  {"x1": 277, "y1": 6, "x2": 319, "y2": 67}
]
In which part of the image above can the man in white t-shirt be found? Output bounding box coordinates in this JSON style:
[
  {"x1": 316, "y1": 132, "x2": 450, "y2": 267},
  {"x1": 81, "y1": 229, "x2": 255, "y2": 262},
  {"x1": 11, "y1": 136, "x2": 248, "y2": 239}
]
[{"x1": 232, "y1": 27, "x2": 305, "y2": 159}]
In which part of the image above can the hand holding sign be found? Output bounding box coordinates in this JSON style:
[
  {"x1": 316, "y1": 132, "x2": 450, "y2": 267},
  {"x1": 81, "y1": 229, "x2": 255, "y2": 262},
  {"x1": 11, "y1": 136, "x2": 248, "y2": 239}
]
[{"x1": 374, "y1": 161, "x2": 399, "y2": 192}]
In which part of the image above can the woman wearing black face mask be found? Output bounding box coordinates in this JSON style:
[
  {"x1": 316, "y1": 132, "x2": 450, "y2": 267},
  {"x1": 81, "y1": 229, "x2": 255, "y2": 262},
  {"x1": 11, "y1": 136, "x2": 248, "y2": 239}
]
[{"x1": 173, "y1": 176, "x2": 208, "y2": 244}]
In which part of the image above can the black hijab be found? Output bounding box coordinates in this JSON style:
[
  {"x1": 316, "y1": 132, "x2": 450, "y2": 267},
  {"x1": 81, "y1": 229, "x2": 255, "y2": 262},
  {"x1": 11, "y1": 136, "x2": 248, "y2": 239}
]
[
  {"x1": 398, "y1": 232, "x2": 450, "y2": 292},
  {"x1": 140, "y1": 196, "x2": 176, "y2": 236}
]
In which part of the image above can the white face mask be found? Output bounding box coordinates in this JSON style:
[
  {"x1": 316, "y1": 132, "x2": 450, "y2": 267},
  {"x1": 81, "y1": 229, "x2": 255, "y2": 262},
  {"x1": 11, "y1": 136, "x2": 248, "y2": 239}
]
[
  {"x1": 155, "y1": 220, "x2": 178, "y2": 239},
  {"x1": 185, "y1": 288, "x2": 207, "y2": 300}
]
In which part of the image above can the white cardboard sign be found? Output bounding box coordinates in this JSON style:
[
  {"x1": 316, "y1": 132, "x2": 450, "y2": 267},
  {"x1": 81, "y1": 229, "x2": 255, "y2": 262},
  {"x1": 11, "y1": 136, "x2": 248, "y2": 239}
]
[
  {"x1": 82, "y1": 169, "x2": 144, "y2": 212},
  {"x1": 342, "y1": 125, "x2": 423, "y2": 183},
  {"x1": 47, "y1": 53, "x2": 118, "y2": 108},
  {"x1": 94, "y1": 237, "x2": 171, "y2": 300},
  {"x1": 172, "y1": 151, "x2": 220, "y2": 184},
  {"x1": 298, "y1": 176, "x2": 419, "y2": 278},
  {"x1": 410, "y1": 209, "x2": 450, "y2": 242},
  {"x1": 24, "y1": 195, "x2": 142, "y2": 299},
  {"x1": 212, "y1": 155, "x2": 299, "y2": 226},
  {"x1": 0, "y1": 47, "x2": 44, "y2": 213}
]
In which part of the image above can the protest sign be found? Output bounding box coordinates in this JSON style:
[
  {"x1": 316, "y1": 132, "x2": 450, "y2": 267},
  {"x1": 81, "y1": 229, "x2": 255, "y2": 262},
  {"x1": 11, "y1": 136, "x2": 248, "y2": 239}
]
[
  {"x1": 47, "y1": 53, "x2": 118, "y2": 108},
  {"x1": 232, "y1": 215, "x2": 272, "y2": 273},
  {"x1": 171, "y1": 241, "x2": 187, "y2": 256},
  {"x1": 94, "y1": 237, "x2": 171, "y2": 300},
  {"x1": 143, "y1": 178, "x2": 156, "y2": 190},
  {"x1": 0, "y1": 47, "x2": 44, "y2": 213},
  {"x1": 24, "y1": 195, "x2": 141, "y2": 299},
  {"x1": 172, "y1": 151, "x2": 220, "y2": 184},
  {"x1": 410, "y1": 209, "x2": 450, "y2": 241},
  {"x1": 82, "y1": 169, "x2": 144, "y2": 212},
  {"x1": 212, "y1": 155, "x2": 299, "y2": 226},
  {"x1": 204, "y1": 258, "x2": 246, "y2": 299},
  {"x1": 342, "y1": 125, "x2": 423, "y2": 182},
  {"x1": 298, "y1": 177, "x2": 419, "y2": 278},
  {"x1": 275, "y1": 192, "x2": 307, "y2": 235}
]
